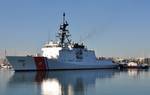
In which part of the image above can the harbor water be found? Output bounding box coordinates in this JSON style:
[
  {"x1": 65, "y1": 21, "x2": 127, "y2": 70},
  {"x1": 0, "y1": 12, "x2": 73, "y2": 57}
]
[{"x1": 0, "y1": 69, "x2": 150, "y2": 95}]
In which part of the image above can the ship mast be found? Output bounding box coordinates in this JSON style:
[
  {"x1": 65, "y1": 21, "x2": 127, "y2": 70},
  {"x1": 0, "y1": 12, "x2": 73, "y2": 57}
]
[{"x1": 58, "y1": 13, "x2": 71, "y2": 47}]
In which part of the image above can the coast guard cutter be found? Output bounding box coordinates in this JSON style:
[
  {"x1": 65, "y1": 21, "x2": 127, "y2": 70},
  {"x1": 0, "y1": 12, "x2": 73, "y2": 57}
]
[{"x1": 6, "y1": 13, "x2": 118, "y2": 71}]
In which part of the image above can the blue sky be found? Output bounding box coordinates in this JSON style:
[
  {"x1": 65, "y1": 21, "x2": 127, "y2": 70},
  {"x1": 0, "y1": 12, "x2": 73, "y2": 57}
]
[{"x1": 0, "y1": 0, "x2": 150, "y2": 58}]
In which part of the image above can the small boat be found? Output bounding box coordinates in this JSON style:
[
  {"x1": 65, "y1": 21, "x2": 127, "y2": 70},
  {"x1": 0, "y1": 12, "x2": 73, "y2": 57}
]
[
  {"x1": 119, "y1": 62, "x2": 149, "y2": 69},
  {"x1": 0, "y1": 59, "x2": 12, "y2": 69},
  {"x1": 6, "y1": 13, "x2": 119, "y2": 71}
]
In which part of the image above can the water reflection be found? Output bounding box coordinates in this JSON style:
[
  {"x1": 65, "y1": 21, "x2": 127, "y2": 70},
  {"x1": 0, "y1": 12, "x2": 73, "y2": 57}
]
[
  {"x1": 7, "y1": 70, "x2": 117, "y2": 95},
  {"x1": 127, "y1": 69, "x2": 149, "y2": 79},
  {"x1": 0, "y1": 70, "x2": 14, "y2": 95},
  {"x1": 1, "y1": 69, "x2": 150, "y2": 95},
  {"x1": 41, "y1": 79, "x2": 62, "y2": 95}
]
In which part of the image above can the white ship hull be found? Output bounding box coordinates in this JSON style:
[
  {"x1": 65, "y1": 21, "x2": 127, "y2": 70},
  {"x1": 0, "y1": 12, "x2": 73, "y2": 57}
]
[{"x1": 6, "y1": 56, "x2": 118, "y2": 71}]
